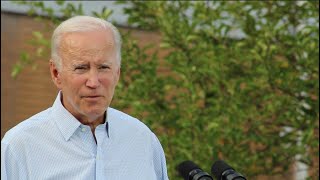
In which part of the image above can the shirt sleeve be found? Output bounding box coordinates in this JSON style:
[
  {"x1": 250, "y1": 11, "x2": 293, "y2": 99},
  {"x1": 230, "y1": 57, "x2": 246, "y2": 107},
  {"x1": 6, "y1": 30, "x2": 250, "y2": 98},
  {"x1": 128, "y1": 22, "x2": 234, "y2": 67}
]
[
  {"x1": 1, "y1": 141, "x2": 27, "y2": 180},
  {"x1": 151, "y1": 133, "x2": 169, "y2": 180}
]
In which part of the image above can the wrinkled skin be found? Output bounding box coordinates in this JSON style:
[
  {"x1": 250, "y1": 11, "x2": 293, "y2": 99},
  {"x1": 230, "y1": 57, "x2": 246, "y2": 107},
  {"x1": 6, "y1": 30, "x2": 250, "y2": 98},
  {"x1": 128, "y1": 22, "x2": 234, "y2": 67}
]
[{"x1": 50, "y1": 29, "x2": 120, "y2": 132}]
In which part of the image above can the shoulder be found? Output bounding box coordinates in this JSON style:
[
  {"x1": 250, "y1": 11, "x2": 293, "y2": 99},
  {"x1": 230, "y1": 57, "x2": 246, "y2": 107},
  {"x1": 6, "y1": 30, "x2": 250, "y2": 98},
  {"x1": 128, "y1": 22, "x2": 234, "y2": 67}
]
[
  {"x1": 107, "y1": 107, "x2": 153, "y2": 135},
  {"x1": 1, "y1": 108, "x2": 53, "y2": 145}
]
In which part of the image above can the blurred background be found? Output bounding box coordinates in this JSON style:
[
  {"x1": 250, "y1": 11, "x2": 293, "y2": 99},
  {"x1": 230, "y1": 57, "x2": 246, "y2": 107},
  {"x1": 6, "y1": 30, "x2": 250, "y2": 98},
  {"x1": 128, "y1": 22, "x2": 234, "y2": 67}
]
[{"x1": 1, "y1": 1, "x2": 319, "y2": 180}]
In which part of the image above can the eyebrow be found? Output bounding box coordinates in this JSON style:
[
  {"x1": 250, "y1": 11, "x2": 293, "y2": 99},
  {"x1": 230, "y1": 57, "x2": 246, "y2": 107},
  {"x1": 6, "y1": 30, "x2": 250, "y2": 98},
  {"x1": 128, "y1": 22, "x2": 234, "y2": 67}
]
[
  {"x1": 72, "y1": 61, "x2": 88, "y2": 66},
  {"x1": 72, "y1": 61, "x2": 113, "y2": 66}
]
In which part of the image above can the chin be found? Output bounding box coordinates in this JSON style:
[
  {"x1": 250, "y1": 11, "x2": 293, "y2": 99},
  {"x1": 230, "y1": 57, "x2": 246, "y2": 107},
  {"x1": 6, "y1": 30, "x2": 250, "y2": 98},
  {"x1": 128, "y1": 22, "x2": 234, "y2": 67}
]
[{"x1": 86, "y1": 110, "x2": 105, "y2": 118}]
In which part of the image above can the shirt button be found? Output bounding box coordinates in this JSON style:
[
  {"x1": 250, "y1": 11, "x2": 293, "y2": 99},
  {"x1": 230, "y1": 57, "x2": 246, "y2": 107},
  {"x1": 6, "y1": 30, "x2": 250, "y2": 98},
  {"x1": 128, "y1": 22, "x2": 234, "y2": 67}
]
[{"x1": 81, "y1": 128, "x2": 86, "y2": 132}]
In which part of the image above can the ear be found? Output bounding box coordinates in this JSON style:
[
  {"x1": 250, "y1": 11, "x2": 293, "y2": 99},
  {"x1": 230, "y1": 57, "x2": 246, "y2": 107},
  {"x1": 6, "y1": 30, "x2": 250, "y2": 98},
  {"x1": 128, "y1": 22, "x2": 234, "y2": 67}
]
[
  {"x1": 115, "y1": 67, "x2": 121, "y2": 83},
  {"x1": 49, "y1": 60, "x2": 62, "y2": 89}
]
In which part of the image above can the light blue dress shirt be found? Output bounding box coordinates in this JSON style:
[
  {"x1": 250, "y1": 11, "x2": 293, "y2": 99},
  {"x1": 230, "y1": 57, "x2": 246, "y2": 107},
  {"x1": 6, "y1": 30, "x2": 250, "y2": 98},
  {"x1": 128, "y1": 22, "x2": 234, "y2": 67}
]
[{"x1": 1, "y1": 92, "x2": 169, "y2": 180}]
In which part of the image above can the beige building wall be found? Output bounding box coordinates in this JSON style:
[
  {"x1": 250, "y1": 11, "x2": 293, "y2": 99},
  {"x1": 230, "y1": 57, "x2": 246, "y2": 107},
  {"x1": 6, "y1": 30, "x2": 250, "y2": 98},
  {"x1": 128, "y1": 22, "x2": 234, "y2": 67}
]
[{"x1": 1, "y1": 12, "x2": 58, "y2": 138}]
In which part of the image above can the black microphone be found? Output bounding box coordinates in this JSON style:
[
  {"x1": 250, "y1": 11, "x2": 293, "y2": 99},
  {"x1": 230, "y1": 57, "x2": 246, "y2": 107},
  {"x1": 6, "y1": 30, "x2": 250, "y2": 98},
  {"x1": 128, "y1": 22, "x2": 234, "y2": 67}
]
[
  {"x1": 211, "y1": 160, "x2": 246, "y2": 180},
  {"x1": 177, "y1": 160, "x2": 213, "y2": 180}
]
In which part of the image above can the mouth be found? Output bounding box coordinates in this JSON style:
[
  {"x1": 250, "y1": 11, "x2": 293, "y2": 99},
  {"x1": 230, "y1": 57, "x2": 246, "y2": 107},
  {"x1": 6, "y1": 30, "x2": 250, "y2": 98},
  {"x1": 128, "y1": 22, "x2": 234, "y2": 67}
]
[{"x1": 82, "y1": 95, "x2": 103, "y2": 99}]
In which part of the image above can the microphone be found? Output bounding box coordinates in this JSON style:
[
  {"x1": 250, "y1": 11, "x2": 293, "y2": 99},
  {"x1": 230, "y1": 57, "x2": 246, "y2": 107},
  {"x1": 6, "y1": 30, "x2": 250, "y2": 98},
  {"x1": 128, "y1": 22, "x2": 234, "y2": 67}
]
[
  {"x1": 176, "y1": 160, "x2": 213, "y2": 180},
  {"x1": 211, "y1": 160, "x2": 246, "y2": 180}
]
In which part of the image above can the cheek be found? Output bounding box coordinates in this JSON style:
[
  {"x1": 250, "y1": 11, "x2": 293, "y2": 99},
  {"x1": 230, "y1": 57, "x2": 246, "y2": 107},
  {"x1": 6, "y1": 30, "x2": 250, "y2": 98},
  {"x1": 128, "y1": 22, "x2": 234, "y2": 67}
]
[
  {"x1": 62, "y1": 76, "x2": 86, "y2": 91},
  {"x1": 100, "y1": 72, "x2": 119, "y2": 86},
  {"x1": 101, "y1": 77, "x2": 115, "y2": 88}
]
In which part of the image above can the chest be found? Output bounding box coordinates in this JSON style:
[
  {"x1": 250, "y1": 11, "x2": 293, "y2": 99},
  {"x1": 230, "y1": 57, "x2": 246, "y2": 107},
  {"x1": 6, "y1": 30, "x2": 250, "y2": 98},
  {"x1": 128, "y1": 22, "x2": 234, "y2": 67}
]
[{"x1": 22, "y1": 131, "x2": 156, "y2": 180}]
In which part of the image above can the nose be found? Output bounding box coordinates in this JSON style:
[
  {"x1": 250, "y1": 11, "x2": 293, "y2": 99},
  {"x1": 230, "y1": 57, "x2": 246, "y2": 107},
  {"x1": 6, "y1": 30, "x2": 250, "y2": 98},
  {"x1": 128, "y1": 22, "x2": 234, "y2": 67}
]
[{"x1": 86, "y1": 70, "x2": 100, "y2": 89}]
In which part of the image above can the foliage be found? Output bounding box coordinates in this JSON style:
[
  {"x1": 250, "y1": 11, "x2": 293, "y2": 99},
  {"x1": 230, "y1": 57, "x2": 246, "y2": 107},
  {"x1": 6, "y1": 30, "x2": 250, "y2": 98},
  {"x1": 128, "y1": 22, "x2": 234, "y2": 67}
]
[
  {"x1": 119, "y1": 1, "x2": 319, "y2": 179},
  {"x1": 11, "y1": 1, "x2": 319, "y2": 179}
]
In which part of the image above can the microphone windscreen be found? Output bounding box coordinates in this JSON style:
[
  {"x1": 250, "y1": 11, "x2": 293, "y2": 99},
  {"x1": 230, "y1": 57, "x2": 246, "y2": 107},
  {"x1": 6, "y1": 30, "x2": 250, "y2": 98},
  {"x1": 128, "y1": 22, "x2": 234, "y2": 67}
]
[
  {"x1": 211, "y1": 160, "x2": 234, "y2": 180},
  {"x1": 177, "y1": 160, "x2": 200, "y2": 180}
]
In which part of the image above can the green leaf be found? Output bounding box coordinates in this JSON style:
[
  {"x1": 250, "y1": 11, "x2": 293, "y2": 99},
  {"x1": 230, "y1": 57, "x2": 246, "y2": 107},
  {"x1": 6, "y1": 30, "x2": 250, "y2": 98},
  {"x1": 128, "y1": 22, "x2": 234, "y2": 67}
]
[
  {"x1": 32, "y1": 31, "x2": 43, "y2": 39},
  {"x1": 56, "y1": 0, "x2": 65, "y2": 6},
  {"x1": 11, "y1": 63, "x2": 22, "y2": 78},
  {"x1": 20, "y1": 51, "x2": 30, "y2": 63},
  {"x1": 103, "y1": 9, "x2": 113, "y2": 19},
  {"x1": 159, "y1": 42, "x2": 171, "y2": 48},
  {"x1": 36, "y1": 47, "x2": 44, "y2": 57}
]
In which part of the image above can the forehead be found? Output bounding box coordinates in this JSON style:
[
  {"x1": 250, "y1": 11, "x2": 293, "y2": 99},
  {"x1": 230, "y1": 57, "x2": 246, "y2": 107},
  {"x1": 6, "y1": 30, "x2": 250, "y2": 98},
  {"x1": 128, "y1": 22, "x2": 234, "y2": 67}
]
[{"x1": 59, "y1": 30, "x2": 115, "y2": 59}]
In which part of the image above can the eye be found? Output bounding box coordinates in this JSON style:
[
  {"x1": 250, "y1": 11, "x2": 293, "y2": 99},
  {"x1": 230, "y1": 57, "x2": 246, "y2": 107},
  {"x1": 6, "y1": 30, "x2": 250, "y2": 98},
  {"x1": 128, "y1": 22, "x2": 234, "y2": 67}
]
[
  {"x1": 74, "y1": 65, "x2": 88, "y2": 72},
  {"x1": 75, "y1": 67, "x2": 85, "y2": 70},
  {"x1": 99, "y1": 65, "x2": 110, "y2": 70}
]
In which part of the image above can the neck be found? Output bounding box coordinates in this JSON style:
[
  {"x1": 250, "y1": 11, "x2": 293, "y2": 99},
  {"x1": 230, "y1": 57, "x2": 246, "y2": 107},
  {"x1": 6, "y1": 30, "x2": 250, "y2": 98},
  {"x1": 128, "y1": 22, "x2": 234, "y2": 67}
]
[
  {"x1": 79, "y1": 113, "x2": 106, "y2": 144},
  {"x1": 80, "y1": 113, "x2": 106, "y2": 131}
]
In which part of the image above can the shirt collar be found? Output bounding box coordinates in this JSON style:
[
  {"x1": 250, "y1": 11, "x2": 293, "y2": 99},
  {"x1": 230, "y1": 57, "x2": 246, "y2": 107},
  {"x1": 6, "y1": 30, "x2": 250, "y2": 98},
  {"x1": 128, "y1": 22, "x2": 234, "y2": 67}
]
[
  {"x1": 94, "y1": 114, "x2": 109, "y2": 138},
  {"x1": 52, "y1": 91, "x2": 109, "y2": 141},
  {"x1": 106, "y1": 108, "x2": 115, "y2": 138},
  {"x1": 52, "y1": 92, "x2": 81, "y2": 141}
]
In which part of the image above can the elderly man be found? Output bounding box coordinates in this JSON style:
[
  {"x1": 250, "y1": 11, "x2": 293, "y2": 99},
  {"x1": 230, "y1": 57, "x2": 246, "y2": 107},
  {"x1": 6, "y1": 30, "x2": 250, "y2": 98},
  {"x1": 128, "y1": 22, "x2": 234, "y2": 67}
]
[{"x1": 1, "y1": 16, "x2": 169, "y2": 180}]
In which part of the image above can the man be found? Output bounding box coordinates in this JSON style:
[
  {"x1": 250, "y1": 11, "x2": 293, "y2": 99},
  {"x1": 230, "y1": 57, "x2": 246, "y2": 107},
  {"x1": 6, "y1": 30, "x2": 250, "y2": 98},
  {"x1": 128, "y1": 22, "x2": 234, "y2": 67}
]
[{"x1": 1, "y1": 16, "x2": 169, "y2": 180}]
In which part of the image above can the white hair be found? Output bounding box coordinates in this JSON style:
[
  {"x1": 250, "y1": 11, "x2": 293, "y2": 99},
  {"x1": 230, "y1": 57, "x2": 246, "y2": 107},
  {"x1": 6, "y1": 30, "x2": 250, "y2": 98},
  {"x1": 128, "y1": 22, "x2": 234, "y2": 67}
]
[{"x1": 51, "y1": 16, "x2": 122, "y2": 70}]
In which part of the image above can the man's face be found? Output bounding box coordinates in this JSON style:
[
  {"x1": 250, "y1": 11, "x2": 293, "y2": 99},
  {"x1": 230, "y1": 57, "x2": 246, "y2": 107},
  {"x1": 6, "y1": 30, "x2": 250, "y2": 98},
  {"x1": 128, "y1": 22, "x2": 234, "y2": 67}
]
[{"x1": 50, "y1": 30, "x2": 120, "y2": 122}]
